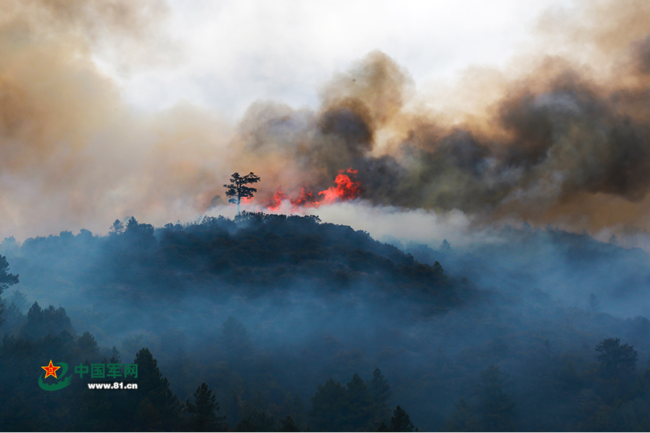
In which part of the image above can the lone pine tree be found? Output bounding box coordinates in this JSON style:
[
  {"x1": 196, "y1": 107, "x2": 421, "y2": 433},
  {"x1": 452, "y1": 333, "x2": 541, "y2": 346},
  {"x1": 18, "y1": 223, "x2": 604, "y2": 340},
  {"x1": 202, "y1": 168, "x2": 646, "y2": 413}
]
[{"x1": 224, "y1": 172, "x2": 261, "y2": 215}]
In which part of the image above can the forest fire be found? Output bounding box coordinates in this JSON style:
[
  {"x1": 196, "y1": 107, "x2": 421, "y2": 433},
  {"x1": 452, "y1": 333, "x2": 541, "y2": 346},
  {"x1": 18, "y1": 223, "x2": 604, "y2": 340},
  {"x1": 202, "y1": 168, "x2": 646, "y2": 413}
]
[{"x1": 267, "y1": 168, "x2": 361, "y2": 211}]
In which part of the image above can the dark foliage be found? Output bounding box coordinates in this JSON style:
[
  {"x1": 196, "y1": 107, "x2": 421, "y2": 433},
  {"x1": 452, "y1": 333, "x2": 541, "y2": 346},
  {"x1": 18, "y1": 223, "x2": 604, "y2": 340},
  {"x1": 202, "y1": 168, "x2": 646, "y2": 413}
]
[
  {"x1": 0, "y1": 254, "x2": 19, "y2": 294},
  {"x1": 476, "y1": 365, "x2": 515, "y2": 431},
  {"x1": 185, "y1": 382, "x2": 227, "y2": 431},
  {"x1": 0, "y1": 254, "x2": 19, "y2": 327},
  {"x1": 3, "y1": 218, "x2": 650, "y2": 431},
  {"x1": 596, "y1": 338, "x2": 638, "y2": 380},
  {"x1": 9, "y1": 213, "x2": 474, "y2": 317},
  {"x1": 224, "y1": 172, "x2": 261, "y2": 213},
  {"x1": 444, "y1": 399, "x2": 480, "y2": 432},
  {"x1": 388, "y1": 406, "x2": 415, "y2": 432}
]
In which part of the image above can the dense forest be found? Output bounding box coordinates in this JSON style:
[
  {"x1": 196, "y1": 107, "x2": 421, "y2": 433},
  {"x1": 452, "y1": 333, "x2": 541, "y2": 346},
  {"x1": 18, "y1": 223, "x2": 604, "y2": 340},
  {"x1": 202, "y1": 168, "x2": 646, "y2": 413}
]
[{"x1": 2, "y1": 212, "x2": 650, "y2": 431}]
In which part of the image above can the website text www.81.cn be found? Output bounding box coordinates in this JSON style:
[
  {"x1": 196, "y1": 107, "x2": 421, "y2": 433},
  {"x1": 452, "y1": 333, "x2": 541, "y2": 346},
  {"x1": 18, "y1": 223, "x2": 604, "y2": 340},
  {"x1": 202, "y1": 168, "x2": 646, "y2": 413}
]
[{"x1": 87, "y1": 382, "x2": 138, "y2": 390}]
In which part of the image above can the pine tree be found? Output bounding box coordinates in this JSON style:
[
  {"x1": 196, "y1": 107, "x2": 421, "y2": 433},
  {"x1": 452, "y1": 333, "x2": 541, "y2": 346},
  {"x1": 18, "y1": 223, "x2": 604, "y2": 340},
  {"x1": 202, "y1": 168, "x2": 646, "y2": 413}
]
[
  {"x1": 224, "y1": 172, "x2": 261, "y2": 215},
  {"x1": 109, "y1": 219, "x2": 124, "y2": 235},
  {"x1": 185, "y1": 382, "x2": 227, "y2": 432},
  {"x1": 369, "y1": 367, "x2": 392, "y2": 423},
  {"x1": 77, "y1": 331, "x2": 99, "y2": 355},
  {"x1": 279, "y1": 415, "x2": 300, "y2": 432},
  {"x1": 236, "y1": 399, "x2": 276, "y2": 432},
  {"x1": 343, "y1": 373, "x2": 376, "y2": 431},
  {"x1": 0, "y1": 255, "x2": 19, "y2": 294},
  {"x1": 0, "y1": 255, "x2": 19, "y2": 327},
  {"x1": 589, "y1": 293, "x2": 600, "y2": 313},
  {"x1": 310, "y1": 378, "x2": 347, "y2": 431},
  {"x1": 132, "y1": 348, "x2": 181, "y2": 430},
  {"x1": 389, "y1": 406, "x2": 415, "y2": 432},
  {"x1": 595, "y1": 338, "x2": 637, "y2": 380}
]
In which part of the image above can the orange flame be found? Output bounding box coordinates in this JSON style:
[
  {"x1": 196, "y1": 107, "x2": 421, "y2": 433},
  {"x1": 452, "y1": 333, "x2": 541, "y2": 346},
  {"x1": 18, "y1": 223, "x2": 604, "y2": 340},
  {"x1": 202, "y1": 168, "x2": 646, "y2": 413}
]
[
  {"x1": 267, "y1": 168, "x2": 361, "y2": 211},
  {"x1": 317, "y1": 168, "x2": 361, "y2": 205},
  {"x1": 290, "y1": 188, "x2": 318, "y2": 207},
  {"x1": 268, "y1": 189, "x2": 287, "y2": 211}
]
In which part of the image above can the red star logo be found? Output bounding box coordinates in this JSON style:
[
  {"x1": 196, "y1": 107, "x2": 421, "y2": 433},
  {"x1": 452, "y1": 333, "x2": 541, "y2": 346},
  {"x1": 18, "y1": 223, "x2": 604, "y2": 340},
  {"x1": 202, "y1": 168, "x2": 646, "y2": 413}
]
[{"x1": 41, "y1": 360, "x2": 60, "y2": 379}]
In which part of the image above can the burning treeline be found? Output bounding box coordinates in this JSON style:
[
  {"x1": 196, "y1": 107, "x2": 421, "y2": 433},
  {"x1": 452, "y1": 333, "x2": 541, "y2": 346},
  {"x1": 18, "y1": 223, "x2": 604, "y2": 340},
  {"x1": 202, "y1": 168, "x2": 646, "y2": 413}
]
[
  {"x1": 1, "y1": 0, "x2": 650, "y2": 238},
  {"x1": 237, "y1": 0, "x2": 650, "y2": 232}
]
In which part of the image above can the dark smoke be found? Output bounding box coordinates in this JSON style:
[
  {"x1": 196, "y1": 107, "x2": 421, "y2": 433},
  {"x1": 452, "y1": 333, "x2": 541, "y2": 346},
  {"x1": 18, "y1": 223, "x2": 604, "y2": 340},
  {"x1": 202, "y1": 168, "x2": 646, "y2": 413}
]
[
  {"x1": 1, "y1": 0, "x2": 650, "y2": 239},
  {"x1": 238, "y1": 26, "x2": 650, "y2": 233}
]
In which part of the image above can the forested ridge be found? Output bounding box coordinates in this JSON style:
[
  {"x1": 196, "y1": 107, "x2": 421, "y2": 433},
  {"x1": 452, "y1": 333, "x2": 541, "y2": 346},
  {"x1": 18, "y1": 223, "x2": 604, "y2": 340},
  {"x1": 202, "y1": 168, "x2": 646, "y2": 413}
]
[
  {"x1": 7, "y1": 212, "x2": 474, "y2": 310},
  {"x1": 2, "y1": 213, "x2": 650, "y2": 431}
]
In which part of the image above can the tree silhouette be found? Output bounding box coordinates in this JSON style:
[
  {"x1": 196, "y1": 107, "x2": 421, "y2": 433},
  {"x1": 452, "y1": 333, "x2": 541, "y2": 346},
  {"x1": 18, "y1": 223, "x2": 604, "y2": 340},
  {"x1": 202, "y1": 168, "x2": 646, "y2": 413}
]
[
  {"x1": 185, "y1": 382, "x2": 227, "y2": 431},
  {"x1": 109, "y1": 219, "x2": 124, "y2": 235},
  {"x1": 389, "y1": 406, "x2": 415, "y2": 432},
  {"x1": 224, "y1": 172, "x2": 261, "y2": 215},
  {"x1": 132, "y1": 348, "x2": 181, "y2": 430},
  {"x1": 343, "y1": 373, "x2": 376, "y2": 431},
  {"x1": 0, "y1": 255, "x2": 19, "y2": 323},
  {"x1": 310, "y1": 378, "x2": 347, "y2": 431},
  {"x1": 589, "y1": 293, "x2": 600, "y2": 313},
  {"x1": 369, "y1": 368, "x2": 392, "y2": 425},
  {"x1": 595, "y1": 338, "x2": 638, "y2": 380},
  {"x1": 236, "y1": 397, "x2": 277, "y2": 432},
  {"x1": 0, "y1": 255, "x2": 19, "y2": 294},
  {"x1": 279, "y1": 415, "x2": 300, "y2": 432}
]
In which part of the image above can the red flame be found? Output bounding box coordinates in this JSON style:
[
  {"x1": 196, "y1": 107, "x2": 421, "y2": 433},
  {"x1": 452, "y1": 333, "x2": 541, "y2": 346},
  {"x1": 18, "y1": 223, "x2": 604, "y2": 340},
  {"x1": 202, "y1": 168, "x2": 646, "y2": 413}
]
[
  {"x1": 317, "y1": 168, "x2": 361, "y2": 205},
  {"x1": 290, "y1": 188, "x2": 318, "y2": 207},
  {"x1": 268, "y1": 189, "x2": 287, "y2": 211},
  {"x1": 266, "y1": 168, "x2": 361, "y2": 211}
]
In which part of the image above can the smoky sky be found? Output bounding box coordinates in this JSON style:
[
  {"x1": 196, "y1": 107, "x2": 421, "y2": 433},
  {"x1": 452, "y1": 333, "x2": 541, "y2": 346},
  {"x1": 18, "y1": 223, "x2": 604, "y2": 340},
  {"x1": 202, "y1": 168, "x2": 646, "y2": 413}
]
[{"x1": 1, "y1": 0, "x2": 650, "y2": 241}]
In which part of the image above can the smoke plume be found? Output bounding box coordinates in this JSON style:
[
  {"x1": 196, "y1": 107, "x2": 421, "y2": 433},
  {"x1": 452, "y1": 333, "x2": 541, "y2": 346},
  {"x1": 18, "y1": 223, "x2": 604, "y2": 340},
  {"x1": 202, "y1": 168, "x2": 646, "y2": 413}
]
[{"x1": 1, "y1": 0, "x2": 650, "y2": 240}]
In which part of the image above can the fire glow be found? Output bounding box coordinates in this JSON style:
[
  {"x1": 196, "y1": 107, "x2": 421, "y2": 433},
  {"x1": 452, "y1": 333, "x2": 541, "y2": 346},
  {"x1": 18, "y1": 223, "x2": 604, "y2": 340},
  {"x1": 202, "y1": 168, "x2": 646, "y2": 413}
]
[{"x1": 268, "y1": 168, "x2": 361, "y2": 211}]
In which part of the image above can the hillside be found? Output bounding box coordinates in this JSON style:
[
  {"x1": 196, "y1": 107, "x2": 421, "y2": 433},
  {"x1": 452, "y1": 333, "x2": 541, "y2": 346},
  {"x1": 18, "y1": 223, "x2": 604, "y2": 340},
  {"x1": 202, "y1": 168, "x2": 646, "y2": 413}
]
[
  {"x1": 2, "y1": 215, "x2": 650, "y2": 431},
  {"x1": 5, "y1": 212, "x2": 477, "y2": 314}
]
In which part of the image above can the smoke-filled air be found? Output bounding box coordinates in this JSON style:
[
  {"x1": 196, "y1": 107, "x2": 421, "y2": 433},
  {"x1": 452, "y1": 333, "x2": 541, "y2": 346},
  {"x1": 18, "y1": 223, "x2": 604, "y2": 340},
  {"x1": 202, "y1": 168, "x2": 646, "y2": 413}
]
[{"x1": 3, "y1": 0, "x2": 650, "y2": 431}]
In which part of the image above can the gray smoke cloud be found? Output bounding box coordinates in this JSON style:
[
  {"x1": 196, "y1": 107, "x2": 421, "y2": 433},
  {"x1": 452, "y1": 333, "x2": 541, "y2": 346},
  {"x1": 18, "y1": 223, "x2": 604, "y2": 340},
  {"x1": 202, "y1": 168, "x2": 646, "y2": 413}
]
[{"x1": 1, "y1": 0, "x2": 650, "y2": 241}]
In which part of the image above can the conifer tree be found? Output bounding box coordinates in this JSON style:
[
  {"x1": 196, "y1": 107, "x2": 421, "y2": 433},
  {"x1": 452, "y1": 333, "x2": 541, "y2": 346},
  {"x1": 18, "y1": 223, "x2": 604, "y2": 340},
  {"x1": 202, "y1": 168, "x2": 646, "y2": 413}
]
[
  {"x1": 595, "y1": 338, "x2": 638, "y2": 380},
  {"x1": 310, "y1": 378, "x2": 347, "y2": 431},
  {"x1": 132, "y1": 348, "x2": 181, "y2": 430},
  {"x1": 343, "y1": 373, "x2": 376, "y2": 430},
  {"x1": 0, "y1": 255, "x2": 19, "y2": 294},
  {"x1": 369, "y1": 368, "x2": 392, "y2": 423},
  {"x1": 389, "y1": 406, "x2": 415, "y2": 432},
  {"x1": 0, "y1": 255, "x2": 19, "y2": 327},
  {"x1": 278, "y1": 415, "x2": 300, "y2": 432},
  {"x1": 185, "y1": 382, "x2": 227, "y2": 432},
  {"x1": 224, "y1": 172, "x2": 261, "y2": 215}
]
